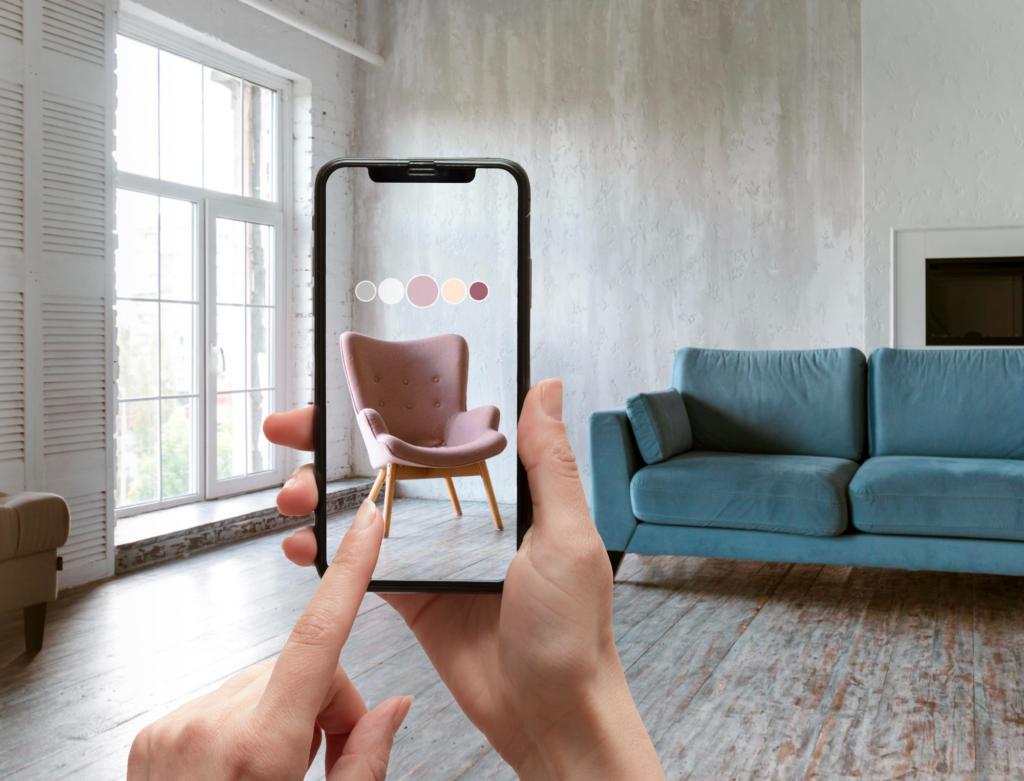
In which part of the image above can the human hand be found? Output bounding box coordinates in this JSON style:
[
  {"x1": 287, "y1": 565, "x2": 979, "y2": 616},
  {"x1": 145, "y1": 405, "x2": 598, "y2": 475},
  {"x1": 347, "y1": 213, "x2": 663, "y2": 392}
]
[
  {"x1": 127, "y1": 500, "x2": 413, "y2": 780},
  {"x1": 268, "y1": 380, "x2": 664, "y2": 780}
]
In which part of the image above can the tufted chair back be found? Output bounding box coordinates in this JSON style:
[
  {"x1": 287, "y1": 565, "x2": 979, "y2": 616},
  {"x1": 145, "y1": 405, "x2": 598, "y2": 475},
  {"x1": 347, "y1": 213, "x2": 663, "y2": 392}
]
[{"x1": 340, "y1": 332, "x2": 469, "y2": 449}]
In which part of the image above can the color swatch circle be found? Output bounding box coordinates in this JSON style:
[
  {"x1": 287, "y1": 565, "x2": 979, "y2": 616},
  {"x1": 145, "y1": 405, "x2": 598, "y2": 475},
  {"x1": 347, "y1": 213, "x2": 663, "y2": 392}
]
[
  {"x1": 469, "y1": 281, "x2": 489, "y2": 301},
  {"x1": 441, "y1": 278, "x2": 466, "y2": 304},
  {"x1": 407, "y1": 275, "x2": 439, "y2": 308},
  {"x1": 378, "y1": 278, "x2": 404, "y2": 305},
  {"x1": 354, "y1": 280, "x2": 376, "y2": 302}
]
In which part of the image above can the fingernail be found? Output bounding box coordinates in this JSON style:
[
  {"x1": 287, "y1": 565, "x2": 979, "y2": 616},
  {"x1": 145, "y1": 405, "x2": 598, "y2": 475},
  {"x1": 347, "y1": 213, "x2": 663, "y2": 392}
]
[
  {"x1": 541, "y1": 379, "x2": 563, "y2": 422},
  {"x1": 351, "y1": 499, "x2": 378, "y2": 531},
  {"x1": 283, "y1": 477, "x2": 296, "y2": 491},
  {"x1": 392, "y1": 696, "x2": 414, "y2": 734}
]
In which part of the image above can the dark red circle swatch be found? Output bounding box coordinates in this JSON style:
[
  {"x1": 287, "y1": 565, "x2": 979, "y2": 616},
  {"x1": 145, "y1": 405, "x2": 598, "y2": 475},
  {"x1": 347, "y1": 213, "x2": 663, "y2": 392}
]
[{"x1": 469, "y1": 281, "x2": 489, "y2": 301}]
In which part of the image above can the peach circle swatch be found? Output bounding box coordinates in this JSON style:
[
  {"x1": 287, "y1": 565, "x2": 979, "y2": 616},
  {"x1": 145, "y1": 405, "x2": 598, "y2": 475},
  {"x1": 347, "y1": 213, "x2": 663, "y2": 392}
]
[
  {"x1": 406, "y1": 274, "x2": 439, "y2": 308},
  {"x1": 441, "y1": 278, "x2": 466, "y2": 304}
]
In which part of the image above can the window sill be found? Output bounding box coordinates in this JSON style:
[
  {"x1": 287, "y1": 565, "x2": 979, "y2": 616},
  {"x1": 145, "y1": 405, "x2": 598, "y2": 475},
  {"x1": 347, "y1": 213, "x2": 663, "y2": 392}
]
[{"x1": 114, "y1": 477, "x2": 375, "y2": 574}]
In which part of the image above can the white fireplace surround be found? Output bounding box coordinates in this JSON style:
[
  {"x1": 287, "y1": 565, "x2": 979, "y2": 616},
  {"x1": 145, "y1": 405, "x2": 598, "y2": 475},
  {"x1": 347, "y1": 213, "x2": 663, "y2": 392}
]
[{"x1": 892, "y1": 226, "x2": 1024, "y2": 348}]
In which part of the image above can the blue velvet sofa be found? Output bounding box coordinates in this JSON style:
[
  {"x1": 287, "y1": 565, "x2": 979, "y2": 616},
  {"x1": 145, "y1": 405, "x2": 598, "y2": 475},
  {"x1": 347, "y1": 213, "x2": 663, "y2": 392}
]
[{"x1": 590, "y1": 347, "x2": 1024, "y2": 577}]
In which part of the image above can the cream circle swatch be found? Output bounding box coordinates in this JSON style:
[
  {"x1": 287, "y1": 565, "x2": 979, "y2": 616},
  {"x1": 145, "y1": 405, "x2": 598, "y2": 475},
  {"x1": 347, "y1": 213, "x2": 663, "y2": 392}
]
[
  {"x1": 441, "y1": 278, "x2": 466, "y2": 304},
  {"x1": 378, "y1": 278, "x2": 404, "y2": 305},
  {"x1": 407, "y1": 274, "x2": 439, "y2": 308},
  {"x1": 354, "y1": 280, "x2": 376, "y2": 302}
]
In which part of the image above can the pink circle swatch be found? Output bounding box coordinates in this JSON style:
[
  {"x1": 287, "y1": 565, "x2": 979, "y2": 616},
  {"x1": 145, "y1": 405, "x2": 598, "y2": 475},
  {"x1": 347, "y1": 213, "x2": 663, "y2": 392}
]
[
  {"x1": 469, "y1": 281, "x2": 489, "y2": 301},
  {"x1": 406, "y1": 275, "x2": 439, "y2": 308}
]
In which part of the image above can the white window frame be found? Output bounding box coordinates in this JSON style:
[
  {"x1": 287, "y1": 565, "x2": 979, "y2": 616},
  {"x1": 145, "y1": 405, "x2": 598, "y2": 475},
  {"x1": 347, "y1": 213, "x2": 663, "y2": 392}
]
[
  {"x1": 114, "y1": 18, "x2": 292, "y2": 518},
  {"x1": 205, "y1": 199, "x2": 286, "y2": 499}
]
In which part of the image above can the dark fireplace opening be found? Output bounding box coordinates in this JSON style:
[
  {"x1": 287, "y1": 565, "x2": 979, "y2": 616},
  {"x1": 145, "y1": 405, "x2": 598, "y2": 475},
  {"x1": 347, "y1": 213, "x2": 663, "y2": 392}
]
[{"x1": 926, "y1": 257, "x2": 1024, "y2": 346}]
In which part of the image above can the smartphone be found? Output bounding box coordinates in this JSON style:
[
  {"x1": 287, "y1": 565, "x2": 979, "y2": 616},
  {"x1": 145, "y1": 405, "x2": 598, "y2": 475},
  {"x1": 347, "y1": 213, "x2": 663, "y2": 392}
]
[{"x1": 312, "y1": 158, "x2": 531, "y2": 592}]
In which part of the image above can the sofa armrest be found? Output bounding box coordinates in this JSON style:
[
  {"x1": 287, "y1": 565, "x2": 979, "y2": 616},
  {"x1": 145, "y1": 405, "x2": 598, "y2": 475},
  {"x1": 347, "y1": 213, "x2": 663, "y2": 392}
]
[{"x1": 589, "y1": 409, "x2": 644, "y2": 552}]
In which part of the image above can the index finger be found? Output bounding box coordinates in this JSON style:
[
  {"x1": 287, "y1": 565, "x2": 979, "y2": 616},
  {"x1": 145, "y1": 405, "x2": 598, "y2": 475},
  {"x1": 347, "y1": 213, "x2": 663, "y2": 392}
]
[
  {"x1": 258, "y1": 499, "x2": 382, "y2": 726},
  {"x1": 263, "y1": 406, "x2": 315, "y2": 451}
]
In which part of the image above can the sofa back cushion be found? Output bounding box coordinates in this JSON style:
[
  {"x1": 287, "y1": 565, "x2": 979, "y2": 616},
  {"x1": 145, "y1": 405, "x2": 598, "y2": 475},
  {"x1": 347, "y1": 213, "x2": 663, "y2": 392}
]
[
  {"x1": 671, "y1": 347, "x2": 867, "y2": 461},
  {"x1": 869, "y1": 348, "x2": 1024, "y2": 459},
  {"x1": 625, "y1": 389, "x2": 692, "y2": 464}
]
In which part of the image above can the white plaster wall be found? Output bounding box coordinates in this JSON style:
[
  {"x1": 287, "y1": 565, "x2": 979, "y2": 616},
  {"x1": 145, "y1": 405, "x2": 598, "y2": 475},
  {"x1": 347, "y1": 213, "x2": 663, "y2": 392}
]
[
  {"x1": 354, "y1": 0, "x2": 863, "y2": 499},
  {"x1": 862, "y1": 0, "x2": 1024, "y2": 350},
  {"x1": 123, "y1": 0, "x2": 362, "y2": 479}
]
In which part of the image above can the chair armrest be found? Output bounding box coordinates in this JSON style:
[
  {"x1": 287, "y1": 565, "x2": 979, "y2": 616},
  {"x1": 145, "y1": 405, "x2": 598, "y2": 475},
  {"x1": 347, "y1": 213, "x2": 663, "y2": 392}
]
[
  {"x1": 445, "y1": 406, "x2": 500, "y2": 446},
  {"x1": 0, "y1": 493, "x2": 70, "y2": 558},
  {"x1": 359, "y1": 408, "x2": 391, "y2": 439},
  {"x1": 588, "y1": 409, "x2": 643, "y2": 552}
]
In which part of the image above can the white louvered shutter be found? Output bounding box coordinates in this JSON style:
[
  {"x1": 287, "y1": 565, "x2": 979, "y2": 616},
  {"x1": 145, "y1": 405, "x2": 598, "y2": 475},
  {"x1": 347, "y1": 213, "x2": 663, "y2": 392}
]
[{"x1": 0, "y1": 0, "x2": 116, "y2": 587}]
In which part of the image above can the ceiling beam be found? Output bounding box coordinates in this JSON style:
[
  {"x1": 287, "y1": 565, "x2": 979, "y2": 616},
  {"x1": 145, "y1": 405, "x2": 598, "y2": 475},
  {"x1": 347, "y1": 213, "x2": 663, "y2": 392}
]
[{"x1": 236, "y1": 0, "x2": 384, "y2": 67}]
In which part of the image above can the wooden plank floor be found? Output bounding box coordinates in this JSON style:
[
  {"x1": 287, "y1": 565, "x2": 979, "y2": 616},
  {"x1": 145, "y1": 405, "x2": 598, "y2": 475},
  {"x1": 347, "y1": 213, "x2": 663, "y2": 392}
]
[
  {"x1": 2, "y1": 503, "x2": 1024, "y2": 778},
  {"x1": 323, "y1": 496, "x2": 515, "y2": 582}
]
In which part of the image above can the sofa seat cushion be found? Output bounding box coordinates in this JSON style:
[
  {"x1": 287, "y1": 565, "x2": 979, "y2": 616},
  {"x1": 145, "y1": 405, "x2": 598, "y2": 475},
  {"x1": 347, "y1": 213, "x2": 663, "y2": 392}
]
[
  {"x1": 630, "y1": 451, "x2": 859, "y2": 537},
  {"x1": 850, "y1": 456, "x2": 1024, "y2": 541}
]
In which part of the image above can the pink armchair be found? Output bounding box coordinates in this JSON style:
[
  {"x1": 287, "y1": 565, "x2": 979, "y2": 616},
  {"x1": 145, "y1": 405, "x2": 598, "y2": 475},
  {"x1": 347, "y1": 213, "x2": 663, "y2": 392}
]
[{"x1": 340, "y1": 332, "x2": 507, "y2": 537}]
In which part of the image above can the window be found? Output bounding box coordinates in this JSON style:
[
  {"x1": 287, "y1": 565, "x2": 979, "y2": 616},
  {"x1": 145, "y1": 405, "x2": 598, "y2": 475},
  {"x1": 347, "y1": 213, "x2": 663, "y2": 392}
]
[{"x1": 114, "y1": 32, "x2": 287, "y2": 514}]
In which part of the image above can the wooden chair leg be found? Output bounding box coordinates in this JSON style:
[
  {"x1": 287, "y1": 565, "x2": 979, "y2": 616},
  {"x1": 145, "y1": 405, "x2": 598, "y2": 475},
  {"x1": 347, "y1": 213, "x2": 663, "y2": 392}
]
[
  {"x1": 24, "y1": 602, "x2": 47, "y2": 653},
  {"x1": 478, "y1": 461, "x2": 503, "y2": 530},
  {"x1": 444, "y1": 477, "x2": 462, "y2": 516},
  {"x1": 368, "y1": 468, "x2": 386, "y2": 504},
  {"x1": 383, "y1": 464, "x2": 396, "y2": 538}
]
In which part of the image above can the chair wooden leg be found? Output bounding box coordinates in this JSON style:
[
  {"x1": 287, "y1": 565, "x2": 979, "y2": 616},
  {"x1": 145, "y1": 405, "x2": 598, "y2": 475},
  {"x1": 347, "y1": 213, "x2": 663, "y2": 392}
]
[
  {"x1": 368, "y1": 468, "x2": 386, "y2": 504},
  {"x1": 478, "y1": 461, "x2": 503, "y2": 530},
  {"x1": 444, "y1": 477, "x2": 462, "y2": 516},
  {"x1": 24, "y1": 602, "x2": 46, "y2": 653},
  {"x1": 383, "y1": 464, "x2": 396, "y2": 538}
]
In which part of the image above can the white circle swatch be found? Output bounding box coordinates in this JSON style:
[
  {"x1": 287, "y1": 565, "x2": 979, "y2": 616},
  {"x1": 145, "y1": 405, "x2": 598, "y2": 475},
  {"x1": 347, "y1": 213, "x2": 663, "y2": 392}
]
[
  {"x1": 378, "y1": 277, "x2": 404, "y2": 305},
  {"x1": 354, "y1": 280, "x2": 376, "y2": 302}
]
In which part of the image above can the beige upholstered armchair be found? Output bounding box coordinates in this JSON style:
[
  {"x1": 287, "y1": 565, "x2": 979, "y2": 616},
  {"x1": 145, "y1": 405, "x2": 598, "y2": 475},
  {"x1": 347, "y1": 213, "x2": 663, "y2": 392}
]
[{"x1": 0, "y1": 492, "x2": 69, "y2": 652}]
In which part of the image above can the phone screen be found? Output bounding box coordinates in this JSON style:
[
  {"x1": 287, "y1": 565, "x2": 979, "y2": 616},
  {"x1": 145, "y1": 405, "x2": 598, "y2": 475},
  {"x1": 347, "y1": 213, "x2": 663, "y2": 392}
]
[{"x1": 314, "y1": 159, "x2": 530, "y2": 591}]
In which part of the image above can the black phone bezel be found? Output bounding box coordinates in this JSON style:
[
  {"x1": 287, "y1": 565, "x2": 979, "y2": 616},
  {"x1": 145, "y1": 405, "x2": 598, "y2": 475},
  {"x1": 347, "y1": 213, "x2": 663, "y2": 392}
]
[{"x1": 312, "y1": 157, "x2": 532, "y2": 593}]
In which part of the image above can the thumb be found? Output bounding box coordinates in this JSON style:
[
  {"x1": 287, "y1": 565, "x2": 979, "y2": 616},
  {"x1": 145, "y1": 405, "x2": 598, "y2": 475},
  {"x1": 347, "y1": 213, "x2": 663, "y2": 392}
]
[
  {"x1": 517, "y1": 379, "x2": 591, "y2": 535},
  {"x1": 326, "y1": 695, "x2": 414, "y2": 781}
]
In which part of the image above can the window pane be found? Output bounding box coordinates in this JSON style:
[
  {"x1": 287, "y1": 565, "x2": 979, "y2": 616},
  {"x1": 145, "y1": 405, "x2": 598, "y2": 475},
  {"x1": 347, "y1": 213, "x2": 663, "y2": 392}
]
[
  {"x1": 203, "y1": 68, "x2": 243, "y2": 195},
  {"x1": 114, "y1": 37, "x2": 158, "y2": 178},
  {"x1": 247, "y1": 390, "x2": 272, "y2": 474},
  {"x1": 216, "y1": 392, "x2": 246, "y2": 480},
  {"x1": 246, "y1": 222, "x2": 273, "y2": 305},
  {"x1": 247, "y1": 307, "x2": 272, "y2": 389},
  {"x1": 115, "y1": 189, "x2": 158, "y2": 299},
  {"x1": 242, "y1": 82, "x2": 275, "y2": 200},
  {"x1": 161, "y1": 302, "x2": 195, "y2": 396},
  {"x1": 216, "y1": 218, "x2": 245, "y2": 304},
  {"x1": 159, "y1": 50, "x2": 203, "y2": 187},
  {"x1": 216, "y1": 305, "x2": 245, "y2": 392},
  {"x1": 160, "y1": 197, "x2": 195, "y2": 301},
  {"x1": 161, "y1": 397, "x2": 195, "y2": 499},
  {"x1": 116, "y1": 299, "x2": 158, "y2": 399},
  {"x1": 116, "y1": 399, "x2": 159, "y2": 507}
]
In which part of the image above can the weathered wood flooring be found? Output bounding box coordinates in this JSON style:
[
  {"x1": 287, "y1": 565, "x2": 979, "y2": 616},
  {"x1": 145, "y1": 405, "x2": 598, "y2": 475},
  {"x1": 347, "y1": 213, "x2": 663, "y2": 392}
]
[
  {"x1": 324, "y1": 497, "x2": 515, "y2": 582},
  {"x1": 2, "y1": 500, "x2": 1024, "y2": 779}
]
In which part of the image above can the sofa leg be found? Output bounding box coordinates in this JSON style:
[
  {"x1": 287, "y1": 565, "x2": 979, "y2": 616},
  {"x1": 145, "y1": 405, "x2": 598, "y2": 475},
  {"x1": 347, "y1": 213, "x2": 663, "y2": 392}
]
[
  {"x1": 24, "y1": 602, "x2": 47, "y2": 653},
  {"x1": 607, "y1": 550, "x2": 625, "y2": 579}
]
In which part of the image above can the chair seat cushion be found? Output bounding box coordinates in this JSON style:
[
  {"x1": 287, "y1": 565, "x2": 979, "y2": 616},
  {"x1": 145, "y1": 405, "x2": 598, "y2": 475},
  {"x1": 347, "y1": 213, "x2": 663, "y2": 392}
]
[
  {"x1": 630, "y1": 451, "x2": 859, "y2": 537},
  {"x1": 850, "y1": 456, "x2": 1024, "y2": 541},
  {"x1": 378, "y1": 430, "x2": 507, "y2": 468},
  {"x1": 0, "y1": 492, "x2": 70, "y2": 561}
]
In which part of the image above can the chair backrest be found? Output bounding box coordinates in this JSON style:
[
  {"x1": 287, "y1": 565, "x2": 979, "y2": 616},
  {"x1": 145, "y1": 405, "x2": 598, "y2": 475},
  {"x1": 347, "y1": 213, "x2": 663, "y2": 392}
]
[
  {"x1": 340, "y1": 332, "x2": 468, "y2": 447},
  {"x1": 671, "y1": 347, "x2": 867, "y2": 461},
  {"x1": 869, "y1": 348, "x2": 1024, "y2": 459}
]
